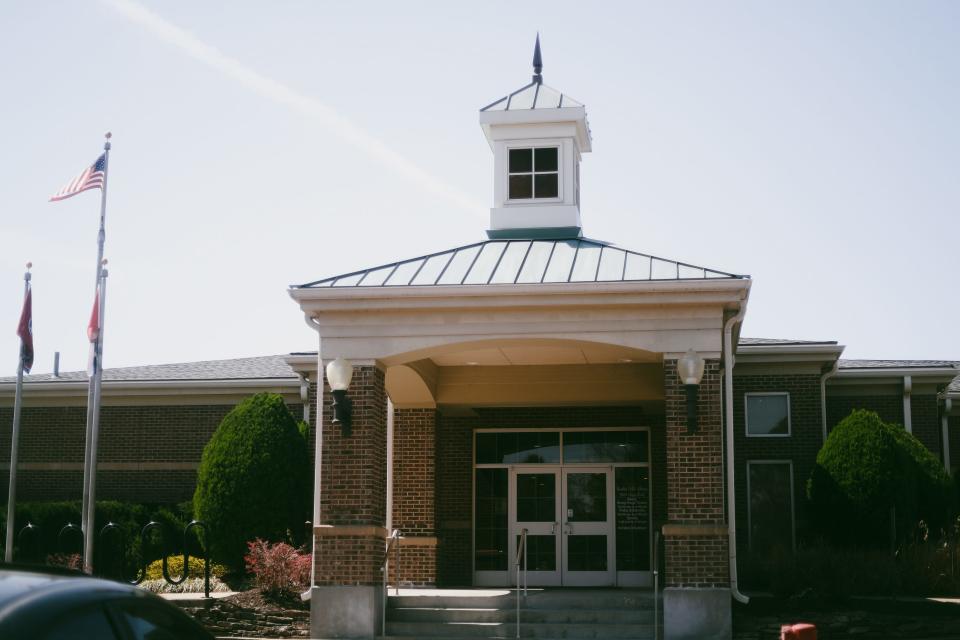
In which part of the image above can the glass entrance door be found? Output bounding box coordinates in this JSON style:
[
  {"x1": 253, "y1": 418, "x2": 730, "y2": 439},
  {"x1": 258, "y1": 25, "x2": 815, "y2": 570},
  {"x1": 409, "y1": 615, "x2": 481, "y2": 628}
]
[
  {"x1": 561, "y1": 468, "x2": 615, "y2": 586},
  {"x1": 509, "y1": 466, "x2": 615, "y2": 586},
  {"x1": 510, "y1": 468, "x2": 561, "y2": 586}
]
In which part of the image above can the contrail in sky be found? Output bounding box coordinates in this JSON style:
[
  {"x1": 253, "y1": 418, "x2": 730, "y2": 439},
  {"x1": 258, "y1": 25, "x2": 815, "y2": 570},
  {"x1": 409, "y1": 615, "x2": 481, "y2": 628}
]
[{"x1": 102, "y1": 0, "x2": 486, "y2": 218}]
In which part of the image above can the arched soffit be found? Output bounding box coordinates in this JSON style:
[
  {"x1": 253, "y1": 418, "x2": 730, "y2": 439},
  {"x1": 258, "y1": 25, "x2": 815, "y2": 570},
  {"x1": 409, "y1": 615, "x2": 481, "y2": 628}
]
[
  {"x1": 380, "y1": 337, "x2": 660, "y2": 368},
  {"x1": 385, "y1": 362, "x2": 438, "y2": 409}
]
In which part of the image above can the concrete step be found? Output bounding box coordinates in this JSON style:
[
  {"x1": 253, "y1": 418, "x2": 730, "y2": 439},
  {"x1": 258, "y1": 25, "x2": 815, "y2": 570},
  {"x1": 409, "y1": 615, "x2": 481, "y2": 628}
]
[
  {"x1": 388, "y1": 589, "x2": 655, "y2": 611},
  {"x1": 385, "y1": 621, "x2": 655, "y2": 639},
  {"x1": 390, "y1": 606, "x2": 654, "y2": 625}
]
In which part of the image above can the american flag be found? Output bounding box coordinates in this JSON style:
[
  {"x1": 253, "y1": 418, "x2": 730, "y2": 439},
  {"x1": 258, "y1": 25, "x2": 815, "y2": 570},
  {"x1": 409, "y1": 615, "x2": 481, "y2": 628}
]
[{"x1": 49, "y1": 153, "x2": 106, "y2": 202}]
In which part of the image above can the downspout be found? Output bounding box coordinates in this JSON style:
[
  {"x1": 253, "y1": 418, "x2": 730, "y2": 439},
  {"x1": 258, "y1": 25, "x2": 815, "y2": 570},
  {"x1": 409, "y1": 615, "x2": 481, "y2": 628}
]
[
  {"x1": 902, "y1": 376, "x2": 913, "y2": 433},
  {"x1": 820, "y1": 361, "x2": 839, "y2": 444},
  {"x1": 297, "y1": 373, "x2": 311, "y2": 425},
  {"x1": 386, "y1": 397, "x2": 395, "y2": 533},
  {"x1": 301, "y1": 314, "x2": 324, "y2": 601},
  {"x1": 942, "y1": 397, "x2": 953, "y2": 474},
  {"x1": 723, "y1": 302, "x2": 750, "y2": 605}
]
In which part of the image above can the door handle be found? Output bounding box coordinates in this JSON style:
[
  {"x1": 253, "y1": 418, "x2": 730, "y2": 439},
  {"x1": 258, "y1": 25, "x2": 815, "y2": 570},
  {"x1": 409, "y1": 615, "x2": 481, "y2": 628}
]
[
  {"x1": 551, "y1": 521, "x2": 558, "y2": 534},
  {"x1": 563, "y1": 522, "x2": 572, "y2": 535}
]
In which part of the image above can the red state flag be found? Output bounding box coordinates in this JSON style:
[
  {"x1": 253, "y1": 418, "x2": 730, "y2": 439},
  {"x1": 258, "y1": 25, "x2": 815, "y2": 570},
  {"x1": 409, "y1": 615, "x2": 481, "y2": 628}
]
[
  {"x1": 16, "y1": 286, "x2": 33, "y2": 374},
  {"x1": 86, "y1": 287, "x2": 99, "y2": 376}
]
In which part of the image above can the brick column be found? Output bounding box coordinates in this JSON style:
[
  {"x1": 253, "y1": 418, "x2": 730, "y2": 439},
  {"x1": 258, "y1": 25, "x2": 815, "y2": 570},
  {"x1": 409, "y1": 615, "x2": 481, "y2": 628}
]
[
  {"x1": 311, "y1": 364, "x2": 388, "y2": 638},
  {"x1": 662, "y1": 358, "x2": 731, "y2": 640},
  {"x1": 389, "y1": 408, "x2": 437, "y2": 586}
]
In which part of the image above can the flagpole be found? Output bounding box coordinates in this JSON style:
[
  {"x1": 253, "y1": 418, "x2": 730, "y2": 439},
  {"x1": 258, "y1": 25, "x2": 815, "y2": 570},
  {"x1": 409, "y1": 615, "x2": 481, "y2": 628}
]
[
  {"x1": 81, "y1": 132, "x2": 111, "y2": 574},
  {"x1": 4, "y1": 264, "x2": 31, "y2": 563},
  {"x1": 82, "y1": 264, "x2": 107, "y2": 573}
]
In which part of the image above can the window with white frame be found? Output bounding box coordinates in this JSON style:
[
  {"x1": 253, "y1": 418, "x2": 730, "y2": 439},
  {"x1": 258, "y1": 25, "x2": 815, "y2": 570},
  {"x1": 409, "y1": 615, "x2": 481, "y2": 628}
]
[
  {"x1": 745, "y1": 392, "x2": 790, "y2": 436},
  {"x1": 747, "y1": 461, "x2": 795, "y2": 553},
  {"x1": 508, "y1": 147, "x2": 559, "y2": 200}
]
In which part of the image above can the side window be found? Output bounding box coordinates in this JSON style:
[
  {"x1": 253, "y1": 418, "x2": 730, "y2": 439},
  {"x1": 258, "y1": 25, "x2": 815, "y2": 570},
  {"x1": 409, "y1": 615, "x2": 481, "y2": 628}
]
[
  {"x1": 745, "y1": 393, "x2": 791, "y2": 436},
  {"x1": 41, "y1": 605, "x2": 120, "y2": 640},
  {"x1": 111, "y1": 600, "x2": 210, "y2": 640}
]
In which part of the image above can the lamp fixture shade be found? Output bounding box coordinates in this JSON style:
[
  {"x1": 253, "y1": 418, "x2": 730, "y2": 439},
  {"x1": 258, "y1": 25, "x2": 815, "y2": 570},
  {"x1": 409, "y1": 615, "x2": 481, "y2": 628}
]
[
  {"x1": 326, "y1": 357, "x2": 354, "y2": 391},
  {"x1": 677, "y1": 349, "x2": 705, "y2": 386}
]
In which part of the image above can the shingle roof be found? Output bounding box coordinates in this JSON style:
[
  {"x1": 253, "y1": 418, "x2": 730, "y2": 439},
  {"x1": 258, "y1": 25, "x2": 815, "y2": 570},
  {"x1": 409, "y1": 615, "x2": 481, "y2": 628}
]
[
  {"x1": 838, "y1": 359, "x2": 959, "y2": 370},
  {"x1": 294, "y1": 238, "x2": 746, "y2": 289},
  {"x1": 0, "y1": 355, "x2": 297, "y2": 384},
  {"x1": 949, "y1": 375, "x2": 960, "y2": 394},
  {"x1": 739, "y1": 337, "x2": 839, "y2": 346}
]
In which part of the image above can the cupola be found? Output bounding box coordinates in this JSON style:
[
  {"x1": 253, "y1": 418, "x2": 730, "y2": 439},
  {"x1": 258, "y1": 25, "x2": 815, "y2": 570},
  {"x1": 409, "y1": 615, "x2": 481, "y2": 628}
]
[{"x1": 479, "y1": 35, "x2": 592, "y2": 239}]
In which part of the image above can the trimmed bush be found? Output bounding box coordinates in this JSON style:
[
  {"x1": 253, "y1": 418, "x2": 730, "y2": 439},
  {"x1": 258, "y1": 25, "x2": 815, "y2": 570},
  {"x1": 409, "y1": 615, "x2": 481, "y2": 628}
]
[
  {"x1": 808, "y1": 410, "x2": 953, "y2": 547},
  {"x1": 143, "y1": 555, "x2": 227, "y2": 581},
  {"x1": 193, "y1": 393, "x2": 310, "y2": 570}
]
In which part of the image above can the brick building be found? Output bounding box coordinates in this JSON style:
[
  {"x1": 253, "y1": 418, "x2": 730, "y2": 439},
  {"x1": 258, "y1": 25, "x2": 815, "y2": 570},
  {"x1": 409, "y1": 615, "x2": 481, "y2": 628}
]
[{"x1": 2, "y1": 50, "x2": 959, "y2": 640}]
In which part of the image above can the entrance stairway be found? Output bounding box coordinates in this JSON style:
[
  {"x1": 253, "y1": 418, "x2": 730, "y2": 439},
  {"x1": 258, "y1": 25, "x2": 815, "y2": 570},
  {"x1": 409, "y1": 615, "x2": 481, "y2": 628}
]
[{"x1": 383, "y1": 588, "x2": 658, "y2": 639}]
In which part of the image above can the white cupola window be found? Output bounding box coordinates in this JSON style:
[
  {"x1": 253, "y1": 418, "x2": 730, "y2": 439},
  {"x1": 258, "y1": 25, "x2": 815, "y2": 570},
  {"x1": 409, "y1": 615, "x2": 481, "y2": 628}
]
[{"x1": 508, "y1": 147, "x2": 559, "y2": 200}]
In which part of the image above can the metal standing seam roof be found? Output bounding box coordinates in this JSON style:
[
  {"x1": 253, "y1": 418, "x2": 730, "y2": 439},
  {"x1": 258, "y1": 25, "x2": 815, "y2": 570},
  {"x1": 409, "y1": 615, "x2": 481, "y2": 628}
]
[
  {"x1": 294, "y1": 238, "x2": 747, "y2": 289},
  {"x1": 481, "y1": 81, "x2": 585, "y2": 112}
]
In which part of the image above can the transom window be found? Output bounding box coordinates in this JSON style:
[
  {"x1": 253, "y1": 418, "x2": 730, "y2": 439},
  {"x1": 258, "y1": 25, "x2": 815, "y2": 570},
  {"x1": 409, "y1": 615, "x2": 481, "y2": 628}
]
[
  {"x1": 745, "y1": 393, "x2": 791, "y2": 437},
  {"x1": 508, "y1": 147, "x2": 559, "y2": 199}
]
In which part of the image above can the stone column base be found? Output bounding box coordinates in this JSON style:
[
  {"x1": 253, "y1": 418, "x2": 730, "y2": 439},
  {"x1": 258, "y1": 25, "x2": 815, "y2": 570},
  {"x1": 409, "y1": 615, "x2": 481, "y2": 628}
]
[
  {"x1": 663, "y1": 587, "x2": 731, "y2": 640},
  {"x1": 310, "y1": 585, "x2": 382, "y2": 639}
]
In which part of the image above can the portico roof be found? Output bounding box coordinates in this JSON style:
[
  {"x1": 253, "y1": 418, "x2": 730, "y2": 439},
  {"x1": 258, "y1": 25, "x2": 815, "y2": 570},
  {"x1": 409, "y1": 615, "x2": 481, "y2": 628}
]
[{"x1": 294, "y1": 238, "x2": 746, "y2": 289}]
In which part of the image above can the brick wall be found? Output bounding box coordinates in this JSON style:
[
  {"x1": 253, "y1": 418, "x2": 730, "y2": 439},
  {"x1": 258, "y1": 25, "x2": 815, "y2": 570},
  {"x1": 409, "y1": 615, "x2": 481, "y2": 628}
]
[
  {"x1": 911, "y1": 394, "x2": 941, "y2": 459},
  {"x1": 392, "y1": 408, "x2": 436, "y2": 535},
  {"x1": 826, "y1": 392, "x2": 943, "y2": 460},
  {"x1": 732, "y1": 373, "x2": 822, "y2": 548},
  {"x1": 0, "y1": 402, "x2": 301, "y2": 504},
  {"x1": 435, "y1": 406, "x2": 659, "y2": 587},
  {"x1": 663, "y1": 359, "x2": 728, "y2": 588},
  {"x1": 312, "y1": 365, "x2": 387, "y2": 586},
  {"x1": 826, "y1": 393, "x2": 903, "y2": 432}
]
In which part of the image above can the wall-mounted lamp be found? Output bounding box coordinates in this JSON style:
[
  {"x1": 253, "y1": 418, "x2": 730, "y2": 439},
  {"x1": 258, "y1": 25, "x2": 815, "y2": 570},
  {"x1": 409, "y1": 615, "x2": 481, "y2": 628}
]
[
  {"x1": 326, "y1": 357, "x2": 354, "y2": 437},
  {"x1": 677, "y1": 349, "x2": 705, "y2": 434}
]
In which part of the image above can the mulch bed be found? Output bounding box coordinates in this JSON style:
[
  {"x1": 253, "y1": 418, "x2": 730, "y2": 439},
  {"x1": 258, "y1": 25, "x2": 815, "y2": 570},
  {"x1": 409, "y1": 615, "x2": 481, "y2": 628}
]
[
  {"x1": 222, "y1": 589, "x2": 309, "y2": 612},
  {"x1": 733, "y1": 595, "x2": 960, "y2": 639}
]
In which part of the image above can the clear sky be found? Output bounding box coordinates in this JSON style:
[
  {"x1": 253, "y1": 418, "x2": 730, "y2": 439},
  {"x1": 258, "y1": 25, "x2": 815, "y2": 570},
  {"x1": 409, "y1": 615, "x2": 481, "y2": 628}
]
[{"x1": 1, "y1": 0, "x2": 958, "y2": 376}]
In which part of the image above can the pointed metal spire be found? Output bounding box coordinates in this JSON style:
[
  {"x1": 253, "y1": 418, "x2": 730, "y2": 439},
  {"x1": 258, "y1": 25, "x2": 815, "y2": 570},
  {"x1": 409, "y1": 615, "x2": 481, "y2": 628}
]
[{"x1": 532, "y1": 33, "x2": 543, "y2": 84}]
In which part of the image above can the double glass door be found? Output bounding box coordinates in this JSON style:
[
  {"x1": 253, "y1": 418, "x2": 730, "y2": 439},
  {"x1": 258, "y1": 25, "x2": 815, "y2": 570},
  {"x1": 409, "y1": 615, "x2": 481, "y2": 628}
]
[{"x1": 510, "y1": 466, "x2": 615, "y2": 586}]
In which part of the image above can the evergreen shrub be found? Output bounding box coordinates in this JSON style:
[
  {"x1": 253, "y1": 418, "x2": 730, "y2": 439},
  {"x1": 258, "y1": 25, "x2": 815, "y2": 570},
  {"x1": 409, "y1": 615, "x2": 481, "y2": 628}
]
[
  {"x1": 808, "y1": 409, "x2": 953, "y2": 547},
  {"x1": 193, "y1": 393, "x2": 310, "y2": 570}
]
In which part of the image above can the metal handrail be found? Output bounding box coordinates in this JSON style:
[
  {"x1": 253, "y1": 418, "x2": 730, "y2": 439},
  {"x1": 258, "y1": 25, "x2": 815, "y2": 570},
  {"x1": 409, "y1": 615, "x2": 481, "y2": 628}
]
[
  {"x1": 515, "y1": 527, "x2": 528, "y2": 639},
  {"x1": 653, "y1": 530, "x2": 661, "y2": 640},
  {"x1": 380, "y1": 529, "x2": 401, "y2": 638}
]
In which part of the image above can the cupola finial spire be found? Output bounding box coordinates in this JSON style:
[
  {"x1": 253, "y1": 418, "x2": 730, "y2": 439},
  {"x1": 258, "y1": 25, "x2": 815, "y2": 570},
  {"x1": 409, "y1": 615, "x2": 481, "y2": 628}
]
[{"x1": 532, "y1": 33, "x2": 543, "y2": 84}]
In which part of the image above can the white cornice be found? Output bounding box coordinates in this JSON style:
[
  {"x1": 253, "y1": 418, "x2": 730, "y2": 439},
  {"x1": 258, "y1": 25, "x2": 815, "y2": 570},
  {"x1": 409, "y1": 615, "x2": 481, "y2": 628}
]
[{"x1": 289, "y1": 279, "x2": 751, "y2": 312}]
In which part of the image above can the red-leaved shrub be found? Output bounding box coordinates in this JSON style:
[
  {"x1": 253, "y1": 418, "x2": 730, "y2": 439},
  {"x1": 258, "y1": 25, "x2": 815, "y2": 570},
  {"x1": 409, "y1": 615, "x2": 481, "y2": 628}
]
[
  {"x1": 244, "y1": 539, "x2": 311, "y2": 595},
  {"x1": 46, "y1": 553, "x2": 82, "y2": 571}
]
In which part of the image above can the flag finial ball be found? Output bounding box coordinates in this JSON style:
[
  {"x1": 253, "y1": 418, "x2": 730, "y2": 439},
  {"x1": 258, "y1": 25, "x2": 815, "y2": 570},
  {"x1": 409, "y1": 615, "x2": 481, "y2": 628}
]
[
  {"x1": 25, "y1": 262, "x2": 32, "y2": 270},
  {"x1": 105, "y1": 132, "x2": 112, "y2": 139}
]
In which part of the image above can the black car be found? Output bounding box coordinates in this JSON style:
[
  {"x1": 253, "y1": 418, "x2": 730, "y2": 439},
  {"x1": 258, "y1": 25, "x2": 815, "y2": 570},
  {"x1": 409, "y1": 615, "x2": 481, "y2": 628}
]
[{"x1": 0, "y1": 565, "x2": 213, "y2": 639}]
